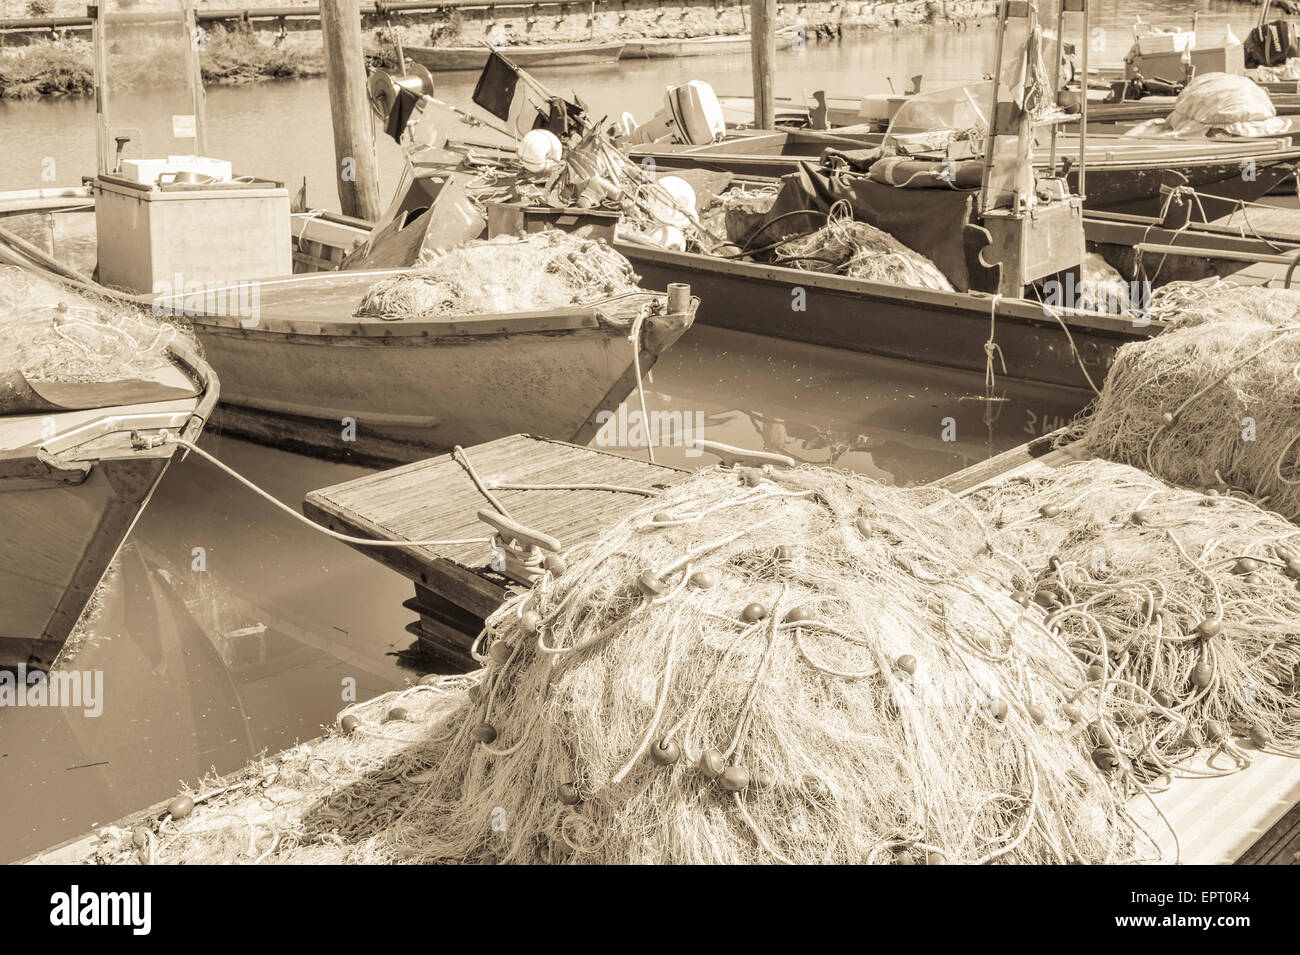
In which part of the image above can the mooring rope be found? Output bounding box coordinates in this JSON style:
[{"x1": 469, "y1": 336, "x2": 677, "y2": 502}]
[{"x1": 163, "y1": 436, "x2": 491, "y2": 549}]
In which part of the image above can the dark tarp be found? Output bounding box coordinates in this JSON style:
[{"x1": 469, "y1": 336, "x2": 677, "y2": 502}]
[
  {"x1": 0, "y1": 368, "x2": 196, "y2": 417},
  {"x1": 384, "y1": 86, "x2": 422, "y2": 142},
  {"x1": 731, "y1": 163, "x2": 987, "y2": 292}
]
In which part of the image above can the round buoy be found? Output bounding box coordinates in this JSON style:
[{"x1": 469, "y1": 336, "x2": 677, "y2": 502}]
[
  {"x1": 855, "y1": 516, "x2": 873, "y2": 538},
  {"x1": 558, "y1": 783, "x2": 582, "y2": 805},
  {"x1": 472, "y1": 723, "x2": 498, "y2": 744},
  {"x1": 1191, "y1": 662, "x2": 1213, "y2": 688},
  {"x1": 698, "y1": 750, "x2": 725, "y2": 779},
  {"x1": 489, "y1": 641, "x2": 512, "y2": 666},
  {"x1": 1025, "y1": 703, "x2": 1046, "y2": 725},
  {"x1": 690, "y1": 568, "x2": 720, "y2": 589},
  {"x1": 719, "y1": 767, "x2": 750, "y2": 792},
  {"x1": 650, "y1": 737, "x2": 681, "y2": 766},
  {"x1": 519, "y1": 610, "x2": 543, "y2": 634},
  {"x1": 749, "y1": 769, "x2": 774, "y2": 791},
  {"x1": 637, "y1": 570, "x2": 666, "y2": 597},
  {"x1": 1039, "y1": 504, "x2": 1061, "y2": 518},
  {"x1": 386, "y1": 707, "x2": 408, "y2": 722},
  {"x1": 340, "y1": 714, "x2": 360, "y2": 735},
  {"x1": 167, "y1": 796, "x2": 194, "y2": 820},
  {"x1": 1062, "y1": 703, "x2": 1084, "y2": 722},
  {"x1": 1195, "y1": 618, "x2": 1221, "y2": 639},
  {"x1": 741, "y1": 603, "x2": 768, "y2": 623},
  {"x1": 1010, "y1": 590, "x2": 1032, "y2": 608},
  {"x1": 519, "y1": 128, "x2": 563, "y2": 174},
  {"x1": 783, "y1": 607, "x2": 812, "y2": 624}
]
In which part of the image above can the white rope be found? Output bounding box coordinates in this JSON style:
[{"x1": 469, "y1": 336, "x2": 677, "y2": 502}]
[{"x1": 164, "y1": 436, "x2": 491, "y2": 550}]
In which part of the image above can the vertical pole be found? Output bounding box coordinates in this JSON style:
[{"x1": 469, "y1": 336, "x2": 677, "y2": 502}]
[
  {"x1": 321, "y1": 0, "x2": 382, "y2": 220},
  {"x1": 184, "y1": 1, "x2": 207, "y2": 158},
  {"x1": 92, "y1": 5, "x2": 109, "y2": 175},
  {"x1": 751, "y1": 0, "x2": 776, "y2": 129},
  {"x1": 1078, "y1": 0, "x2": 1087, "y2": 201}
]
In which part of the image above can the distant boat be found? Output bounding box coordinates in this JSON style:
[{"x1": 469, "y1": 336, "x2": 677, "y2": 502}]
[
  {"x1": 622, "y1": 34, "x2": 753, "y2": 59},
  {"x1": 156, "y1": 271, "x2": 695, "y2": 466},
  {"x1": 404, "y1": 41, "x2": 625, "y2": 72},
  {"x1": 0, "y1": 261, "x2": 218, "y2": 671}
]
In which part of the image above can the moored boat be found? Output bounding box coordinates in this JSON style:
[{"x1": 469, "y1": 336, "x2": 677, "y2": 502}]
[
  {"x1": 404, "y1": 40, "x2": 625, "y2": 72},
  {"x1": 155, "y1": 270, "x2": 696, "y2": 466},
  {"x1": 0, "y1": 260, "x2": 218, "y2": 670}
]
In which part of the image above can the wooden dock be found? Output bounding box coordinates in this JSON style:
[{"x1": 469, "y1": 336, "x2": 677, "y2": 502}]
[{"x1": 304, "y1": 433, "x2": 689, "y2": 665}]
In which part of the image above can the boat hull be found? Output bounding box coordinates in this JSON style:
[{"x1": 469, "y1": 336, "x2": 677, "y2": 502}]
[
  {"x1": 404, "y1": 41, "x2": 625, "y2": 72},
  {"x1": 0, "y1": 342, "x2": 217, "y2": 670},
  {"x1": 615, "y1": 243, "x2": 1150, "y2": 396},
  {"x1": 187, "y1": 289, "x2": 693, "y2": 466},
  {"x1": 622, "y1": 35, "x2": 753, "y2": 58}
]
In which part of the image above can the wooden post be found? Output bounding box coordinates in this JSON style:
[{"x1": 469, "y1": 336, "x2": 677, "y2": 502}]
[
  {"x1": 751, "y1": 0, "x2": 776, "y2": 130},
  {"x1": 320, "y1": 0, "x2": 382, "y2": 220}
]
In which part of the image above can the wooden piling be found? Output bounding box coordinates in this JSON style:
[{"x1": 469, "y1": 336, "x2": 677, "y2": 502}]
[
  {"x1": 750, "y1": 0, "x2": 776, "y2": 130},
  {"x1": 320, "y1": 0, "x2": 382, "y2": 221}
]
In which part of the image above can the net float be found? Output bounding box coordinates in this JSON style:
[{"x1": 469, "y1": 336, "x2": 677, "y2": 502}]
[
  {"x1": 749, "y1": 770, "x2": 774, "y2": 791},
  {"x1": 472, "y1": 723, "x2": 498, "y2": 744},
  {"x1": 1160, "y1": 412, "x2": 1175, "y2": 425},
  {"x1": 636, "y1": 570, "x2": 666, "y2": 597},
  {"x1": 386, "y1": 707, "x2": 408, "y2": 722},
  {"x1": 783, "y1": 607, "x2": 812, "y2": 624},
  {"x1": 519, "y1": 610, "x2": 543, "y2": 634},
  {"x1": 855, "y1": 516, "x2": 873, "y2": 537},
  {"x1": 1062, "y1": 703, "x2": 1084, "y2": 722},
  {"x1": 340, "y1": 715, "x2": 360, "y2": 735},
  {"x1": 1025, "y1": 703, "x2": 1046, "y2": 724},
  {"x1": 1129, "y1": 510, "x2": 1150, "y2": 525},
  {"x1": 741, "y1": 602, "x2": 768, "y2": 623},
  {"x1": 558, "y1": 783, "x2": 582, "y2": 805},
  {"x1": 489, "y1": 641, "x2": 512, "y2": 665},
  {"x1": 698, "y1": 750, "x2": 725, "y2": 779},
  {"x1": 1091, "y1": 747, "x2": 1120, "y2": 772},
  {"x1": 1249, "y1": 726, "x2": 1270, "y2": 748},
  {"x1": 1191, "y1": 662, "x2": 1213, "y2": 688},
  {"x1": 719, "y1": 767, "x2": 750, "y2": 792},
  {"x1": 987, "y1": 698, "x2": 1008, "y2": 721},
  {"x1": 1039, "y1": 504, "x2": 1061, "y2": 518},
  {"x1": 1152, "y1": 690, "x2": 1173, "y2": 709},
  {"x1": 689, "y1": 568, "x2": 720, "y2": 589},
  {"x1": 1086, "y1": 664, "x2": 1105, "y2": 682},
  {"x1": 1195, "y1": 618, "x2": 1221, "y2": 638},
  {"x1": 894, "y1": 654, "x2": 918, "y2": 676},
  {"x1": 1232, "y1": 557, "x2": 1260, "y2": 575},
  {"x1": 651, "y1": 512, "x2": 672, "y2": 523},
  {"x1": 167, "y1": 796, "x2": 194, "y2": 820},
  {"x1": 1010, "y1": 589, "x2": 1032, "y2": 607},
  {"x1": 650, "y1": 737, "x2": 681, "y2": 765},
  {"x1": 1207, "y1": 721, "x2": 1229, "y2": 742}
]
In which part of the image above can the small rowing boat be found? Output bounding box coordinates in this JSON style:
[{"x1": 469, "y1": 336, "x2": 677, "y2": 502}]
[
  {"x1": 0, "y1": 251, "x2": 218, "y2": 670},
  {"x1": 404, "y1": 40, "x2": 625, "y2": 72}
]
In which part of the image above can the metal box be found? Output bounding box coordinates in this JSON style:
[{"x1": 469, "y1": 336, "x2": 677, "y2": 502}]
[
  {"x1": 93, "y1": 174, "x2": 291, "y2": 294},
  {"x1": 981, "y1": 198, "x2": 1085, "y2": 298},
  {"x1": 1125, "y1": 45, "x2": 1245, "y2": 81}
]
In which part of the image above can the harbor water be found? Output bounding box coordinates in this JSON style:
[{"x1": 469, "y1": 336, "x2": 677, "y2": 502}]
[{"x1": 0, "y1": 0, "x2": 1255, "y2": 861}]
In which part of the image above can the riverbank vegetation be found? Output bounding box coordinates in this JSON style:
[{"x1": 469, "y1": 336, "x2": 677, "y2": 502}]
[{"x1": 0, "y1": 28, "x2": 395, "y2": 99}]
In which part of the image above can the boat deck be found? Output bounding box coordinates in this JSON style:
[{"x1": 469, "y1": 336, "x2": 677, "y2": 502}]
[{"x1": 302, "y1": 432, "x2": 1300, "y2": 864}]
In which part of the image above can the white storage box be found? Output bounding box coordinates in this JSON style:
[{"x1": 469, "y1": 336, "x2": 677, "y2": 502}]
[
  {"x1": 118, "y1": 155, "x2": 233, "y2": 186},
  {"x1": 1137, "y1": 31, "x2": 1195, "y2": 55}
]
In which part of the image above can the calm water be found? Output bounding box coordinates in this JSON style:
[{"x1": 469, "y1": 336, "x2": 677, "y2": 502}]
[{"x1": 0, "y1": 1, "x2": 1240, "y2": 861}]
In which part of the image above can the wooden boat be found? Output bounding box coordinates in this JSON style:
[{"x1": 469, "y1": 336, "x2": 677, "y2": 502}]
[
  {"x1": 404, "y1": 41, "x2": 625, "y2": 72},
  {"x1": 629, "y1": 130, "x2": 1300, "y2": 219},
  {"x1": 622, "y1": 34, "x2": 754, "y2": 59},
  {"x1": 153, "y1": 271, "x2": 695, "y2": 466},
  {"x1": 0, "y1": 259, "x2": 218, "y2": 670}
]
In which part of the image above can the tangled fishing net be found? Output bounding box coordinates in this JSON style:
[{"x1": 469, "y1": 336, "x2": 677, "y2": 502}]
[
  {"x1": 968, "y1": 459, "x2": 1300, "y2": 793},
  {"x1": 0, "y1": 265, "x2": 187, "y2": 382},
  {"x1": 773, "y1": 201, "x2": 953, "y2": 291},
  {"x1": 84, "y1": 464, "x2": 1156, "y2": 865},
  {"x1": 354, "y1": 232, "x2": 640, "y2": 319},
  {"x1": 1079, "y1": 281, "x2": 1300, "y2": 519}
]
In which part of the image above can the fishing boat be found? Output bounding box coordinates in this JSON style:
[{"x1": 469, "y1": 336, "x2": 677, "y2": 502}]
[
  {"x1": 0, "y1": 254, "x2": 219, "y2": 671},
  {"x1": 404, "y1": 40, "x2": 625, "y2": 72},
  {"x1": 153, "y1": 270, "x2": 695, "y2": 466},
  {"x1": 622, "y1": 34, "x2": 755, "y2": 59},
  {"x1": 628, "y1": 129, "x2": 1300, "y2": 220}
]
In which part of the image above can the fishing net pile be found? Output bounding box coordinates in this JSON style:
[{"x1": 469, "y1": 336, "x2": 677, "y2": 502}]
[
  {"x1": 0, "y1": 265, "x2": 187, "y2": 383},
  {"x1": 967, "y1": 459, "x2": 1300, "y2": 791},
  {"x1": 354, "y1": 231, "x2": 640, "y2": 320},
  {"x1": 86, "y1": 464, "x2": 1153, "y2": 865},
  {"x1": 772, "y1": 201, "x2": 953, "y2": 291},
  {"x1": 1079, "y1": 281, "x2": 1300, "y2": 519}
]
